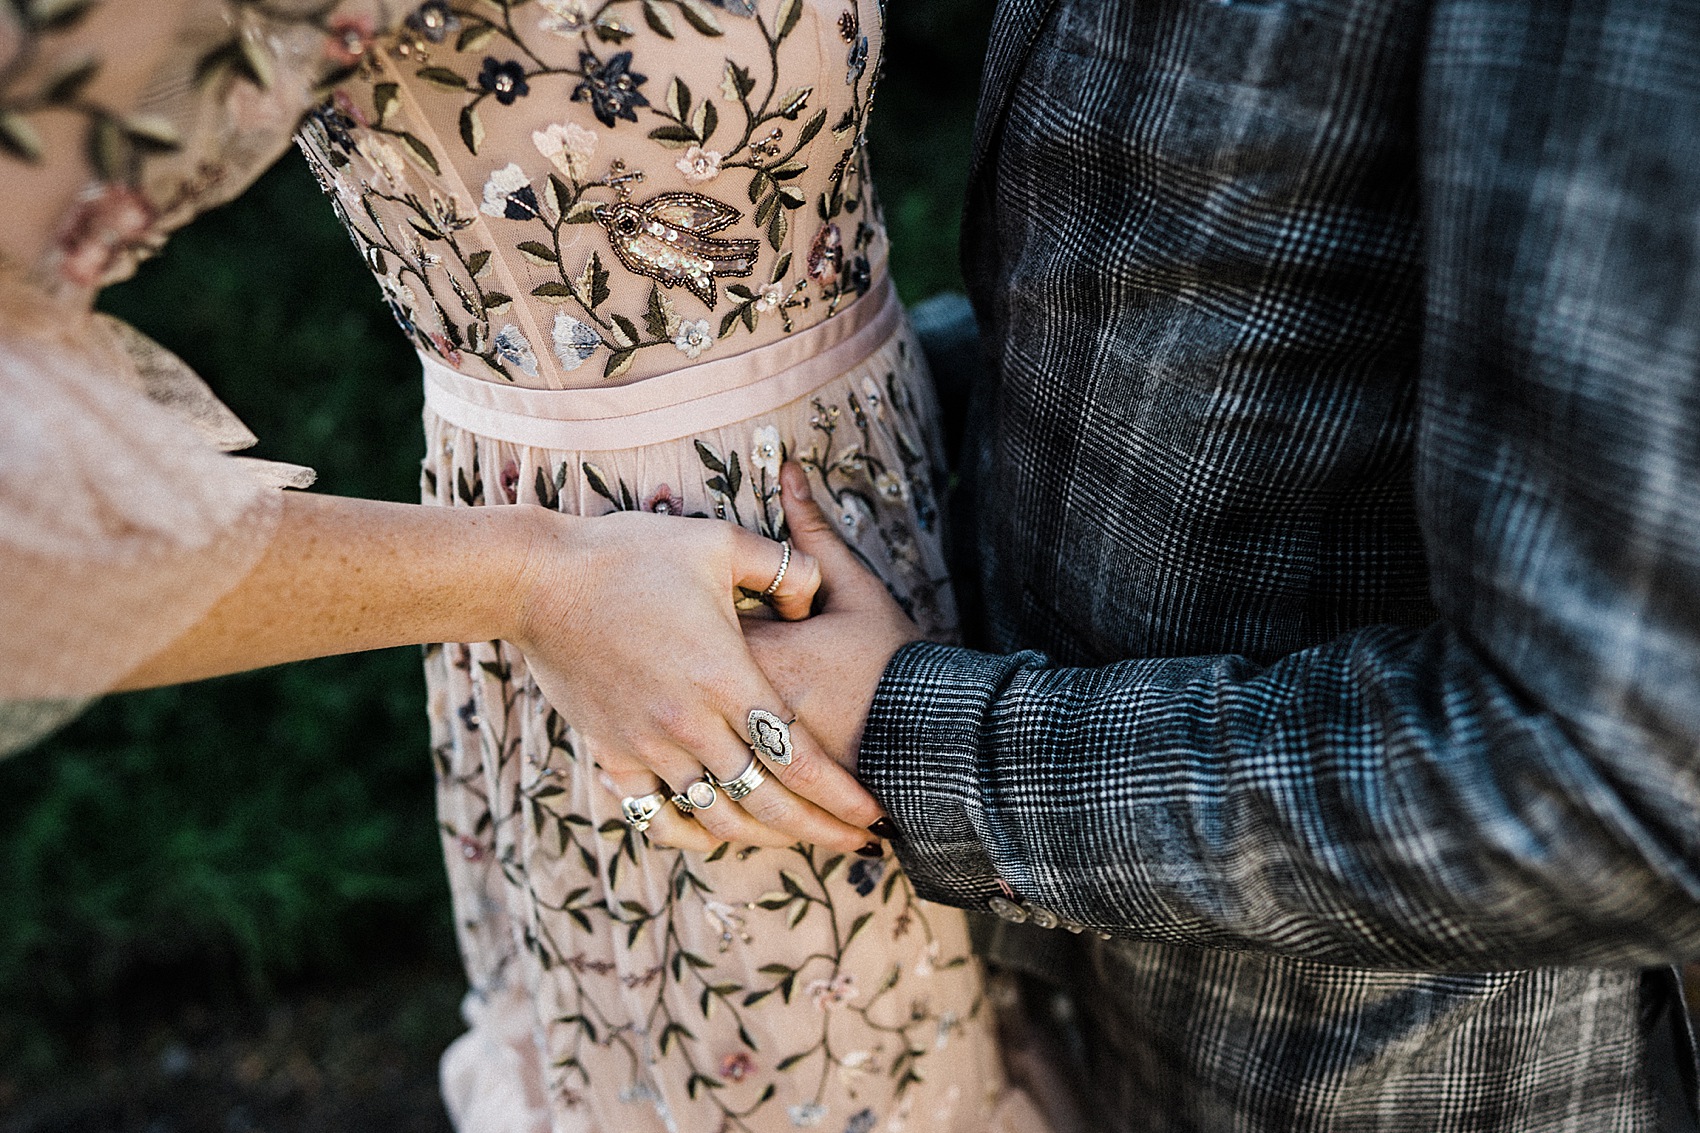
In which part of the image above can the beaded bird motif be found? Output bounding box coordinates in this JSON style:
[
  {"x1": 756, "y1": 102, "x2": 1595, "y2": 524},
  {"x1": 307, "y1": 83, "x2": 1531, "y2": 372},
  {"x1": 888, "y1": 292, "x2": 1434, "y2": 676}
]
[{"x1": 595, "y1": 190, "x2": 759, "y2": 310}]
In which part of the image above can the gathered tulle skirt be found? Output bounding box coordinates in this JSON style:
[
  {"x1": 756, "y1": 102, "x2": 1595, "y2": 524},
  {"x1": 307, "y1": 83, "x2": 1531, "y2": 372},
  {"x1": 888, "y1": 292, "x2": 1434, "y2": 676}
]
[{"x1": 417, "y1": 279, "x2": 1048, "y2": 1133}]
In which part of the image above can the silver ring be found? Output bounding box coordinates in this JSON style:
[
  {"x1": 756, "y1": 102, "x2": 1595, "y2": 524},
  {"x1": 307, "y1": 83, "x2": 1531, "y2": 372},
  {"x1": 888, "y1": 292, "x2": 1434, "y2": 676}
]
[
  {"x1": 760, "y1": 541, "x2": 792, "y2": 599},
  {"x1": 746, "y1": 708, "x2": 794, "y2": 766},
  {"x1": 619, "y1": 791, "x2": 668, "y2": 833},
  {"x1": 670, "y1": 791, "x2": 697, "y2": 816},
  {"x1": 684, "y1": 777, "x2": 718, "y2": 811},
  {"x1": 715, "y1": 755, "x2": 767, "y2": 801}
]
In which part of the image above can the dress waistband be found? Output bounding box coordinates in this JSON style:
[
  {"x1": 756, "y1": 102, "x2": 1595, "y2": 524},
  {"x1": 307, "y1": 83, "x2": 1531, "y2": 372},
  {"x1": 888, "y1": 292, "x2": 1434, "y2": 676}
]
[{"x1": 422, "y1": 273, "x2": 899, "y2": 451}]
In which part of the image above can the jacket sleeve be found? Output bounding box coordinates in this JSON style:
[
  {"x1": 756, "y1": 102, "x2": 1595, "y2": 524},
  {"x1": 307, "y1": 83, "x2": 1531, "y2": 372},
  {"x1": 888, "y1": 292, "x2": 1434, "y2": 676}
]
[{"x1": 858, "y1": 0, "x2": 1700, "y2": 971}]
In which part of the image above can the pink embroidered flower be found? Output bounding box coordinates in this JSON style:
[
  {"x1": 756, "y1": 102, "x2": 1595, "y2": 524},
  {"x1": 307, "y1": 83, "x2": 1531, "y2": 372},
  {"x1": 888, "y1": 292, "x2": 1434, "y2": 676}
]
[
  {"x1": 456, "y1": 835, "x2": 486, "y2": 862},
  {"x1": 533, "y1": 121, "x2": 598, "y2": 182},
  {"x1": 805, "y1": 972, "x2": 857, "y2": 1011},
  {"x1": 429, "y1": 332, "x2": 463, "y2": 367},
  {"x1": 754, "y1": 282, "x2": 785, "y2": 313},
  {"x1": 500, "y1": 459, "x2": 521, "y2": 504},
  {"x1": 332, "y1": 89, "x2": 370, "y2": 128},
  {"x1": 325, "y1": 15, "x2": 376, "y2": 66},
  {"x1": 643, "y1": 483, "x2": 684, "y2": 515},
  {"x1": 55, "y1": 184, "x2": 155, "y2": 287},
  {"x1": 807, "y1": 224, "x2": 842, "y2": 288},
  {"x1": 719, "y1": 1051, "x2": 756, "y2": 1082}
]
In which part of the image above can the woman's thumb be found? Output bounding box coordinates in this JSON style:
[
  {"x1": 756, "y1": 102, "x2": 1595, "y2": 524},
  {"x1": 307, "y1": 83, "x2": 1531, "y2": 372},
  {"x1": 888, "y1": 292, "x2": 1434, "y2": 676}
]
[{"x1": 779, "y1": 462, "x2": 867, "y2": 606}]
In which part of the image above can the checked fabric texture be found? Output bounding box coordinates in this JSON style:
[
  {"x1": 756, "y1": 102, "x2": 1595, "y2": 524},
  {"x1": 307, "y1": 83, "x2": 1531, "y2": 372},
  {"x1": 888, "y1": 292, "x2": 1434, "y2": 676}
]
[{"x1": 860, "y1": 1, "x2": 1700, "y2": 1131}]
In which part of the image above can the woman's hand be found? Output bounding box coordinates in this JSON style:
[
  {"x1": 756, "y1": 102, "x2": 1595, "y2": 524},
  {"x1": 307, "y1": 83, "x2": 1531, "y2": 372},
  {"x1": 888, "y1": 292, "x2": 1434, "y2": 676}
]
[{"x1": 511, "y1": 506, "x2": 887, "y2": 855}]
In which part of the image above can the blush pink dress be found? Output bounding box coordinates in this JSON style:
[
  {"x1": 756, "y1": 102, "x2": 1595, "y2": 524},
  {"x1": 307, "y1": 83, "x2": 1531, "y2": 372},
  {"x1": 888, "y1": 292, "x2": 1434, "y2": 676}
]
[{"x1": 295, "y1": 3, "x2": 1051, "y2": 1133}]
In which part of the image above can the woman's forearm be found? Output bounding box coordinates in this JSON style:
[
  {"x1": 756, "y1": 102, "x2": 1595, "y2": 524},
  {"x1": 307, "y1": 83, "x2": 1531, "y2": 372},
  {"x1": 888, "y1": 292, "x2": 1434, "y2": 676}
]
[{"x1": 117, "y1": 491, "x2": 538, "y2": 689}]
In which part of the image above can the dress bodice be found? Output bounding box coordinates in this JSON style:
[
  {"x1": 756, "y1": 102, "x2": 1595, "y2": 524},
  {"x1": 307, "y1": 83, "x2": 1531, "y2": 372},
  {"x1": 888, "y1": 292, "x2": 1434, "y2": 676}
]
[{"x1": 296, "y1": 0, "x2": 886, "y2": 389}]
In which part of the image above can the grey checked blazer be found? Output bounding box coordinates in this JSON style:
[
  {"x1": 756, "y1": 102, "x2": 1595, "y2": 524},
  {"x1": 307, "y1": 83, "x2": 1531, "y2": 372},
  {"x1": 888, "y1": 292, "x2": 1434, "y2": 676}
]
[{"x1": 860, "y1": 1, "x2": 1700, "y2": 1129}]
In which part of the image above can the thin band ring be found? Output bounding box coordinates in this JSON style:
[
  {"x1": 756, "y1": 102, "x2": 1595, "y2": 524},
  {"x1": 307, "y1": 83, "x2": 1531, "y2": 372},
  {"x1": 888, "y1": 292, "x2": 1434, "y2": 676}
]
[
  {"x1": 715, "y1": 755, "x2": 767, "y2": 801},
  {"x1": 760, "y1": 541, "x2": 792, "y2": 600}
]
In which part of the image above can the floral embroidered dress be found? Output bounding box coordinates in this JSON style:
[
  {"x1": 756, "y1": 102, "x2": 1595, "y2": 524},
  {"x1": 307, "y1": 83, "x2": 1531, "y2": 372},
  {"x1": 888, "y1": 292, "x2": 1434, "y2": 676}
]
[{"x1": 294, "y1": 4, "x2": 1045, "y2": 1133}]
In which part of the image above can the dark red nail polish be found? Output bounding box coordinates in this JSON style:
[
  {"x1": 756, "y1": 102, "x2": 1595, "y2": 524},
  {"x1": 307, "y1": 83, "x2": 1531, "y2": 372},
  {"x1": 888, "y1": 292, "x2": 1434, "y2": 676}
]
[
  {"x1": 856, "y1": 841, "x2": 884, "y2": 858},
  {"x1": 868, "y1": 817, "x2": 899, "y2": 840}
]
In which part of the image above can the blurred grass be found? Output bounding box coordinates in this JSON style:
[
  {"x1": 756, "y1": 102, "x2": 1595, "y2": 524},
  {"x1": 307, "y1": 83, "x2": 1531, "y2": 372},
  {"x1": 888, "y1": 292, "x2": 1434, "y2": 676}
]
[{"x1": 0, "y1": 0, "x2": 992, "y2": 1094}]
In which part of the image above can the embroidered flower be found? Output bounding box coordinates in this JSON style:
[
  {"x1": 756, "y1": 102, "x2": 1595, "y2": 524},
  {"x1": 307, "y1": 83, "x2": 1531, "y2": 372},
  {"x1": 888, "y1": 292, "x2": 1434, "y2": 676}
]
[
  {"x1": 837, "y1": 493, "x2": 872, "y2": 537},
  {"x1": 480, "y1": 164, "x2": 539, "y2": 220},
  {"x1": 805, "y1": 972, "x2": 857, "y2": 1011},
  {"x1": 755, "y1": 283, "x2": 785, "y2": 312},
  {"x1": 457, "y1": 700, "x2": 481, "y2": 729},
  {"x1": 837, "y1": 9, "x2": 858, "y2": 40},
  {"x1": 355, "y1": 135, "x2": 409, "y2": 192},
  {"x1": 429, "y1": 332, "x2": 463, "y2": 367},
  {"x1": 709, "y1": 0, "x2": 759, "y2": 15},
  {"x1": 874, "y1": 470, "x2": 909, "y2": 503},
  {"x1": 551, "y1": 312, "x2": 600, "y2": 370},
  {"x1": 55, "y1": 184, "x2": 156, "y2": 286},
  {"x1": 311, "y1": 101, "x2": 359, "y2": 154},
  {"x1": 430, "y1": 190, "x2": 476, "y2": 232},
  {"x1": 913, "y1": 940, "x2": 940, "y2": 978},
  {"x1": 807, "y1": 224, "x2": 843, "y2": 287},
  {"x1": 533, "y1": 121, "x2": 598, "y2": 182},
  {"x1": 500, "y1": 459, "x2": 521, "y2": 503},
  {"x1": 325, "y1": 14, "x2": 375, "y2": 65},
  {"x1": 643, "y1": 484, "x2": 684, "y2": 515},
  {"x1": 572, "y1": 51, "x2": 649, "y2": 127},
  {"x1": 751, "y1": 425, "x2": 782, "y2": 480},
  {"x1": 673, "y1": 318, "x2": 713, "y2": 359},
  {"x1": 405, "y1": 0, "x2": 459, "y2": 42},
  {"x1": 379, "y1": 275, "x2": 420, "y2": 335},
  {"x1": 844, "y1": 1109, "x2": 877, "y2": 1133},
  {"x1": 456, "y1": 834, "x2": 485, "y2": 861},
  {"x1": 846, "y1": 855, "x2": 884, "y2": 897},
  {"x1": 789, "y1": 1103, "x2": 828, "y2": 1128},
  {"x1": 539, "y1": 0, "x2": 593, "y2": 35},
  {"x1": 846, "y1": 32, "x2": 868, "y2": 84},
  {"x1": 494, "y1": 324, "x2": 539, "y2": 377},
  {"x1": 479, "y1": 57, "x2": 531, "y2": 105},
  {"x1": 702, "y1": 899, "x2": 751, "y2": 948},
  {"x1": 839, "y1": 1049, "x2": 875, "y2": 1083},
  {"x1": 719, "y1": 1051, "x2": 756, "y2": 1083},
  {"x1": 935, "y1": 1011, "x2": 960, "y2": 1050},
  {"x1": 676, "y1": 145, "x2": 723, "y2": 183},
  {"x1": 859, "y1": 374, "x2": 885, "y2": 416},
  {"x1": 846, "y1": 254, "x2": 872, "y2": 295}
]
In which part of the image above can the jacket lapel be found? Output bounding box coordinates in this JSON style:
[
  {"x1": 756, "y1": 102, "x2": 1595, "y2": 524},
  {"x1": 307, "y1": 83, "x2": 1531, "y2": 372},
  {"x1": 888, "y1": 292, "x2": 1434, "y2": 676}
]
[{"x1": 967, "y1": 0, "x2": 1063, "y2": 190}]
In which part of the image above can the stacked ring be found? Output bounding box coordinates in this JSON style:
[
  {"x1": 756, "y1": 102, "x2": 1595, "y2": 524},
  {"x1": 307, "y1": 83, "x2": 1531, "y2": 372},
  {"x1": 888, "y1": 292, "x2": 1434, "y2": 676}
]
[
  {"x1": 619, "y1": 791, "x2": 668, "y2": 834},
  {"x1": 716, "y1": 755, "x2": 767, "y2": 801},
  {"x1": 670, "y1": 792, "x2": 697, "y2": 817}
]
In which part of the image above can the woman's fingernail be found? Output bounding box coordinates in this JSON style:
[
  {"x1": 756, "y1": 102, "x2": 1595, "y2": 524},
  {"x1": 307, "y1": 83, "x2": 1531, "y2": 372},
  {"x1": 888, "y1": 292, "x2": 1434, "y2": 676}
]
[
  {"x1": 868, "y1": 817, "x2": 899, "y2": 840},
  {"x1": 783, "y1": 462, "x2": 813, "y2": 501},
  {"x1": 856, "y1": 841, "x2": 884, "y2": 858}
]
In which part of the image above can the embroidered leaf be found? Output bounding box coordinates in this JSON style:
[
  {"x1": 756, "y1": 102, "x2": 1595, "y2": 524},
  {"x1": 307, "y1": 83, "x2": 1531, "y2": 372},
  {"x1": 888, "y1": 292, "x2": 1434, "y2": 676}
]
[
  {"x1": 769, "y1": 160, "x2": 807, "y2": 181},
  {"x1": 236, "y1": 36, "x2": 275, "y2": 90},
  {"x1": 846, "y1": 910, "x2": 873, "y2": 945},
  {"x1": 24, "y1": 0, "x2": 97, "y2": 31},
  {"x1": 482, "y1": 292, "x2": 512, "y2": 313},
  {"x1": 770, "y1": 250, "x2": 792, "y2": 283},
  {"x1": 466, "y1": 249, "x2": 492, "y2": 275},
  {"x1": 534, "y1": 466, "x2": 556, "y2": 508},
  {"x1": 531, "y1": 281, "x2": 575, "y2": 303},
  {"x1": 565, "y1": 200, "x2": 602, "y2": 223},
  {"x1": 742, "y1": 987, "x2": 774, "y2": 1007},
  {"x1": 741, "y1": 303, "x2": 757, "y2": 332},
  {"x1": 727, "y1": 284, "x2": 755, "y2": 301},
  {"x1": 542, "y1": 173, "x2": 563, "y2": 218},
  {"x1": 584, "y1": 463, "x2": 620, "y2": 509},
  {"x1": 642, "y1": 0, "x2": 676, "y2": 37},
  {"x1": 416, "y1": 66, "x2": 470, "y2": 91},
  {"x1": 747, "y1": 170, "x2": 771, "y2": 204},
  {"x1": 406, "y1": 214, "x2": 443, "y2": 240},
  {"x1": 776, "y1": 85, "x2": 812, "y2": 120},
  {"x1": 721, "y1": 61, "x2": 755, "y2": 102},
  {"x1": 797, "y1": 108, "x2": 827, "y2": 147},
  {"x1": 767, "y1": 203, "x2": 788, "y2": 249},
  {"x1": 517, "y1": 240, "x2": 558, "y2": 265},
  {"x1": 395, "y1": 131, "x2": 440, "y2": 175},
  {"x1": 775, "y1": 1049, "x2": 810, "y2": 1072},
  {"x1": 694, "y1": 439, "x2": 728, "y2": 475},
  {"x1": 0, "y1": 112, "x2": 43, "y2": 162},
  {"x1": 752, "y1": 890, "x2": 791, "y2": 910},
  {"x1": 774, "y1": 0, "x2": 801, "y2": 40},
  {"x1": 593, "y1": 15, "x2": 634, "y2": 42},
  {"x1": 459, "y1": 104, "x2": 484, "y2": 154},
  {"x1": 645, "y1": 284, "x2": 676, "y2": 340},
  {"x1": 450, "y1": 274, "x2": 480, "y2": 316},
  {"x1": 372, "y1": 82, "x2": 401, "y2": 127},
  {"x1": 608, "y1": 314, "x2": 637, "y2": 348},
  {"x1": 456, "y1": 22, "x2": 497, "y2": 52},
  {"x1": 717, "y1": 309, "x2": 741, "y2": 339},
  {"x1": 577, "y1": 251, "x2": 611, "y2": 308},
  {"x1": 692, "y1": 99, "x2": 717, "y2": 142},
  {"x1": 456, "y1": 467, "x2": 478, "y2": 505},
  {"x1": 87, "y1": 115, "x2": 131, "y2": 181},
  {"x1": 665, "y1": 76, "x2": 691, "y2": 121},
  {"x1": 778, "y1": 185, "x2": 806, "y2": 209},
  {"x1": 753, "y1": 192, "x2": 778, "y2": 228},
  {"x1": 647, "y1": 124, "x2": 698, "y2": 148},
  {"x1": 604, "y1": 348, "x2": 636, "y2": 380},
  {"x1": 42, "y1": 57, "x2": 99, "y2": 103},
  {"x1": 676, "y1": 0, "x2": 723, "y2": 36}
]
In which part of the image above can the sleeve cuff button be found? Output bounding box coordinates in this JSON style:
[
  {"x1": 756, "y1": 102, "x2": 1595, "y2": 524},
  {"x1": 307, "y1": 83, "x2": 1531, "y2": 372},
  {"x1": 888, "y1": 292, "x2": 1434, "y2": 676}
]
[{"x1": 987, "y1": 896, "x2": 1028, "y2": 923}]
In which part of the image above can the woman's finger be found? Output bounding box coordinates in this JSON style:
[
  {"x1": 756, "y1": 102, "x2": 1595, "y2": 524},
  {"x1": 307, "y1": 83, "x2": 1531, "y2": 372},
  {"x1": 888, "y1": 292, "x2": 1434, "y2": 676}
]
[
  {"x1": 726, "y1": 524, "x2": 822, "y2": 621},
  {"x1": 774, "y1": 462, "x2": 885, "y2": 610},
  {"x1": 594, "y1": 757, "x2": 720, "y2": 854},
  {"x1": 690, "y1": 717, "x2": 876, "y2": 853}
]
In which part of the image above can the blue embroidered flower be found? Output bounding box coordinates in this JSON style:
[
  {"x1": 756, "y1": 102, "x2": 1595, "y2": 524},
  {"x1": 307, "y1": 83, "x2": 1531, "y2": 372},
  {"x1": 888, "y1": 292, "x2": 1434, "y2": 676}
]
[
  {"x1": 405, "y1": 0, "x2": 459, "y2": 42},
  {"x1": 480, "y1": 164, "x2": 540, "y2": 220},
  {"x1": 572, "y1": 51, "x2": 649, "y2": 127},
  {"x1": 846, "y1": 856, "x2": 884, "y2": 896},
  {"x1": 846, "y1": 34, "x2": 867, "y2": 84},
  {"x1": 478, "y1": 57, "x2": 531, "y2": 105},
  {"x1": 493, "y1": 324, "x2": 539, "y2": 377},
  {"x1": 843, "y1": 1110, "x2": 876, "y2": 1133}
]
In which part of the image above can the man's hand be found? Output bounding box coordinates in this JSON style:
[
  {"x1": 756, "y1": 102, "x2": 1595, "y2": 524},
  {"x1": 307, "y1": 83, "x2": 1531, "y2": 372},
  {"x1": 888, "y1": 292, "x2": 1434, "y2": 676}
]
[{"x1": 743, "y1": 462, "x2": 924, "y2": 773}]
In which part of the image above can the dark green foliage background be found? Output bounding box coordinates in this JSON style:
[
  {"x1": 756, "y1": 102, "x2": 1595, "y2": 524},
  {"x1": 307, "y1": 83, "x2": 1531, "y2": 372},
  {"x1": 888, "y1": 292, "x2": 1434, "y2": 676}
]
[{"x1": 0, "y1": 0, "x2": 992, "y2": 1081}]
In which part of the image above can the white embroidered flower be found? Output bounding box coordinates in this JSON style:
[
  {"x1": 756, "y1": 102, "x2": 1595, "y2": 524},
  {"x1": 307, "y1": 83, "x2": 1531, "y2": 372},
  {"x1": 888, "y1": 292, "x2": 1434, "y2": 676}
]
[
  {"x1": 702, "y1": 899, "x2": 750, "y2": 949},
  {"x1": 805, "y1": 972, "x2": 857, "y2": 1011},
  {"x1": 673, "y1": 318, "x2": 713, "y2": 359},
  {"x1": 913, "y1": 939, "x2": 940, "y2": 978},
  {"x1": 839, "y1": 1050, "x2": 875, "y2": 1083},
  {"x1": 355, "y1": 135, "x2": 409, "y2": 192},
  {"x1": 676, "y1": 145, "x2": 723, "y2": 183},
  {"x1": 935, "y1": 1010, "x2": 960, "y2": 1050},
  {"x1": 754, "y1": 282, "x2": 785, "y2": 312},
  {"x1": 532, "y1": 121, "x2": 598, "y2": 182},
  {"x1": 788, "y1": 1102, "x2": 827, "y2": 1127},
  {"x1": 860, "y1": 374, "x2": 885, "y2": 416},
  {"x1": 551, "y1": 312, "x2": 600, "y2": 370},
  {"x1": 480, "y1": 163, "x2": 539, "y2": 219},
  {"x1": 875, "y1": 470, "x2": 909, "y2": 503},
  {"x1": 493, "y1": 323, "x2": 539, "y2": 377},
  {"x1": 837, "y1": 494, "x2": 872, "y2": 536},
  {"x1": 751, "y1": 424, "x2": 782, "y2": 480},
  {"x1": 538, "y1": 0, "x2": 591, "y2": 34}
]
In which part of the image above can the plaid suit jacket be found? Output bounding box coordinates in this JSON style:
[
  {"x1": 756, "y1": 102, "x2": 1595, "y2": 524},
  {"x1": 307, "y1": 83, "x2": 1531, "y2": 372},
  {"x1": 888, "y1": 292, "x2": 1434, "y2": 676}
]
[{"x1": 859, "y1": 1, "x2": 1700, "y2": 1129}]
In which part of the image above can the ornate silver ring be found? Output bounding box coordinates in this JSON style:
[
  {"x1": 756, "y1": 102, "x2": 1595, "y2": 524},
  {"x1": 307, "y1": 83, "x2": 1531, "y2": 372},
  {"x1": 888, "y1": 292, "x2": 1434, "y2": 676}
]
[
  {"x1": 716, "y1": 755, "x2": 767, "y2": 801},
  {"x1": 746, "y1": 708, "x2": 794, "y2": 766},
  {"x1": 670, "y1": 792, "x2": 697, "y2": 817},
  {"x1": 619, "y1": 791, "x2": 668, "y2": 834},
  {"x1": 760, "y1": 541, "x2": 792, "y2": 600},
  {"x1": 684, "y1": 777, "x2": 719, "y2": 811}
]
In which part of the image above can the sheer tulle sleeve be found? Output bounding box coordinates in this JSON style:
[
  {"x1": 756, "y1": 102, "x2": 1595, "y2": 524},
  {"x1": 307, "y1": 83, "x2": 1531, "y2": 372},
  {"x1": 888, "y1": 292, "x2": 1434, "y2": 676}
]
[{"x1": 0, "y1": 0, "x2": 401, "y2": 753}]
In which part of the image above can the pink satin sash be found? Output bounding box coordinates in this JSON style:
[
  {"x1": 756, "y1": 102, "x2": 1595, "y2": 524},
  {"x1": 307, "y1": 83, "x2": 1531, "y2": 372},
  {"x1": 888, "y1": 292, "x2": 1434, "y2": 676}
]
[{"x1": 421, "y1": 273, "x2": 899, "y2": 451}]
